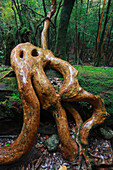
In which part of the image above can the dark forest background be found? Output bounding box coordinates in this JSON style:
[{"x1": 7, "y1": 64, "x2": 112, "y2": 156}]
[{"x1": 0, "y1": 0, "x2": 113, "y2": 66}]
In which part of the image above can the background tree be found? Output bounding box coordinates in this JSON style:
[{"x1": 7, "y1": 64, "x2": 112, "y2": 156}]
[
  {"x1": 94, "y1": 0, "x2": 112, "y2": 66},
  {"x1": 55, "y1": 0, "x2": 75, "y2": 60}
]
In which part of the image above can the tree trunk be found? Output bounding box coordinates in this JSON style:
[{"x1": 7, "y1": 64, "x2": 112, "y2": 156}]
[
  {"x1": 55, "y1": 0, "x2": 75, "y2": 60},
  {"x1": 106, "y1": 20, "x2": 113, "y2": 65},
  {"x1": 94, "y1": 0, "x2": 106, "y2": 66},
  {"x1": 97, "y1": 0, "x2": 111, "y2": 65},
  {"x1": 74, "y1": 0, "x2": 78, "y2": 64}
]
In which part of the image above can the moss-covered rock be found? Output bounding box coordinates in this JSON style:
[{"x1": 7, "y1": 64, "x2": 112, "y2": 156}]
[
  {"x1": 100, "y1": 127, "x2": 113, "y2": 139},
  {"x1": 0, "y1": 66, "x2": 17, "y2": 101},
  {"x1": 0, "y1": 66, "x2": 21, "y2": 118},
  {"x1": 74, "y1": 66, "x2": 113, "y2": 121},
  {"x1": 45, "y1": 134, "x2": 60, "y2": 151}
]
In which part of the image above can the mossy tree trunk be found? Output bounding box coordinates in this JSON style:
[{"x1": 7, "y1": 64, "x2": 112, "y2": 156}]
[{"x1": 55, "y1": 0, "x2": 75, "y2": 60}]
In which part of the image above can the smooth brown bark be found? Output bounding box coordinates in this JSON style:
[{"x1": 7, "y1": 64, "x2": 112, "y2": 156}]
[
  {"x1": 41, "y1": 0, "x2": 56, "y2": 49},
  {"x1": 0, "y1": 42, "x2": 109, "y2": 165}
]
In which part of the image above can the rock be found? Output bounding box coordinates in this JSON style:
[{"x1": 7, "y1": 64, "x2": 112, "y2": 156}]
[
  {"x1": 100, "y1": 127, "x2": 113, "y2": 139},
  {"x1": 45, "y1": 134, "x2": 60, "y2": 151}
]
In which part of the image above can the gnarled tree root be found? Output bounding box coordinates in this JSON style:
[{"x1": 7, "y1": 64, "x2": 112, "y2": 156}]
[
  {"x1": 0, "y1": 50, "x2": 40, "y2": 164},
  {"x1": 0, "y1": 42, "x2": 110, "y2": 168},
  {"x1": 0, "y1": 0, "x2": 110, "y2": 167},
  {"x1": 63, "y1": 102, "x2": 110, "y2": 169}
]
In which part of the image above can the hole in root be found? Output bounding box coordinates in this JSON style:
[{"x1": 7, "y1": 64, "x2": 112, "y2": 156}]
[
  {"x1": 20, "y1": 51, "x2": 24, "y2": 58},
  {"x1": 31, "y1": 49, "x2": 38, "y2": 57}
]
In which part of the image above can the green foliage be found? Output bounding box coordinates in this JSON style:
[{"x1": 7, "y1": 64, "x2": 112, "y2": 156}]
[
  {"x1": 3, "y1": 144, "x2": 10, "y2": 147},
  {"x1": 0, "y1": 50, "x2": 4, "y2": 63},
  {"x1": 0, "y1": 0, "x2": 112, "y2": 65},
  {"x1": 11, "y1": 92, "x2": 21, "y2": 102},
  {"x1": 0, "y1": 0, "x2": 45, "y2": 65},
  {"x1": 20, "y1": 27, "x2": 30, "y2": 35},
  {"x1": 1, "y1": 92, "x2": 22, "y2": 118},
  {"x1": 1, "y1": 1, "x2": 15, "y2": 26},
  {"x1": 66, "y1": 0, "x2": 113, "y2": 65}
]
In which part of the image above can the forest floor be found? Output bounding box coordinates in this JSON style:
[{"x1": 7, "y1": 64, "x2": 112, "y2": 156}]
[
  {"x1": 0, "y1": 66, "x2": 113, "y2": 169},
  {"x1": 0, "y1": 115, "x2": 113, "y2": 170}
]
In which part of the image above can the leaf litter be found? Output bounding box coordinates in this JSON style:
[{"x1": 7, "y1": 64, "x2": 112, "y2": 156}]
[{"x1": 0, "y1": 77, "x2": 113, "y2": 169}]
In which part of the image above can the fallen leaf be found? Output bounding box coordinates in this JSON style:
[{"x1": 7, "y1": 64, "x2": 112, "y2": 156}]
[
  {"x1": 35, "y1": 143, "x2": 44, "y2": 149},
  {"x1": 71, "y1": 126, "x2": 76, "y2": 132},
  {"x1": 41, "y1": 147, "x2": 45, "y2": 152},
  {"x1": 59, "y1": 165, "x2": 67, "y2": 170}
]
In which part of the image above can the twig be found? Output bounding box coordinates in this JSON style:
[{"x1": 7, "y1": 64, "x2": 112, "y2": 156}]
[
  {"x1": 77, "y1": 23, "x2": 96, "y2": 39},
  {"x1": 0, "y1": 70, "x2": 14, "y2": 81},
  {"x1": 34, "y1": 156, "x2": 43, "y2": 169},
  {"x1": 42, "y1": 0, "x2": 47, "y2": 17},
  {"x1": 31, "y1": 150, "x2": 47, "y2": 169},
  {"x1": 21, "y1": 3, "x2": 44, "y2": 17}
]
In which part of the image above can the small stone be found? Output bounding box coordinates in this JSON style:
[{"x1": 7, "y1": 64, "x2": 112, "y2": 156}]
[{"x1": 45, "y1": 134, "x2": 60, "y2": 151}]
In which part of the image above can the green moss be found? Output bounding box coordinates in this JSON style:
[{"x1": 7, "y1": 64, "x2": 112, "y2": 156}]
[
  {"x1": 0, "y1": 92, "x2": 22, "y2": 118},
  {"x1": 45, "y1": 67, "x2": 63, "y2": 79},
  {"x1": 2, "y1": 77, "x2": 17, "y2": 90},
  {"x1": 0, "y1": 67, "x2": 17, "y2": 91},
  {"x1": 73, "y1": 66, "x2": 113, "y2": 121},
  {"x1": 0, "y1": 66, "x2": 12, "y2": 75}
]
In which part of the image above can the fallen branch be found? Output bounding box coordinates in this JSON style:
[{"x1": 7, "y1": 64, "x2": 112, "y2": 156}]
[{"x1": 0, "y1": 70, "x2": 14, "y2": 81}]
